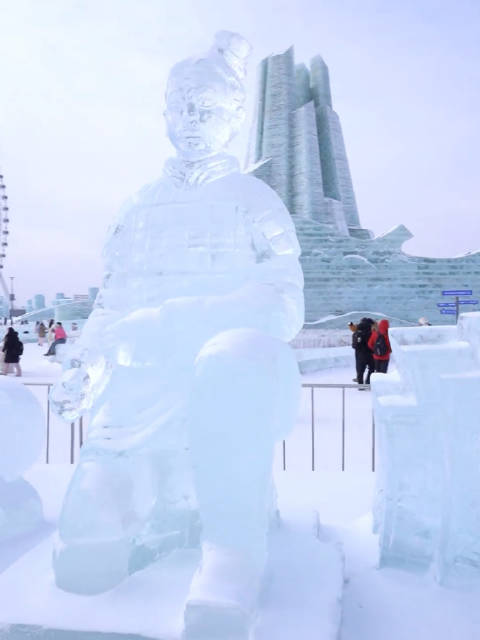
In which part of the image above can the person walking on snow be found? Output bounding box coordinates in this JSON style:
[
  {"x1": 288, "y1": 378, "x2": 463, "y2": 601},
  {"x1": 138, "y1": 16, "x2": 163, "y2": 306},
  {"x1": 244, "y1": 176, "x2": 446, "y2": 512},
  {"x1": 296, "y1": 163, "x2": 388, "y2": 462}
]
[
  {"x1": 1, "y1": 327, "x2": 23, "y2": 376},
  {"x1": 368, "y1": 318, "x2": 392, "y2": 373},
  {"x1": 47, "y1": 319, "x2": 55, "y2": 345},
  {"x1": 37, "y1": 322, "x2": 47, "y2": 346}
]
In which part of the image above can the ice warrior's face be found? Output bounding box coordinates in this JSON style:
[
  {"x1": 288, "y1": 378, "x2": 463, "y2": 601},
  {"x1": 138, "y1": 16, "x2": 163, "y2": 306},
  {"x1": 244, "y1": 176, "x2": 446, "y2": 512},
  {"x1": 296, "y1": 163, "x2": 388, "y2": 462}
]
[{"x1": 165, "y1": 71, "x2": 238, "y2": 161}]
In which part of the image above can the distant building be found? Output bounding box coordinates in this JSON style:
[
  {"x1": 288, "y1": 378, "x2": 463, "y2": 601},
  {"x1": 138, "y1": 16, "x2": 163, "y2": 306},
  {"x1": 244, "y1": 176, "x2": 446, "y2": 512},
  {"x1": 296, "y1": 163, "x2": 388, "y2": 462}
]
[
  {"x1": 247, "y1": 47, "x2": 480, "y2": 326},
  {"x1": 0, "y1": 295, "x2": 7, "y2": 317},
  {"x1": 34, "y1": 294, "x2": 45, "y2": 309},
  {"x1": 18, "y1": 286, "x2": 99, "y2": 324}
]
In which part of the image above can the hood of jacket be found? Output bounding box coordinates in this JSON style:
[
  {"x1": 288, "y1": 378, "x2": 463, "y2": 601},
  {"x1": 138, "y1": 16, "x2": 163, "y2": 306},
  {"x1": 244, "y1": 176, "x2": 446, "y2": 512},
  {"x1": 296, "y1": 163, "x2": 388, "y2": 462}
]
[
  {"x1": 357, "y1": 319, "x2": 371, "y2": 333},
  {"x1": 378, "y1": 319, "x2": 389, "y2": 334}
]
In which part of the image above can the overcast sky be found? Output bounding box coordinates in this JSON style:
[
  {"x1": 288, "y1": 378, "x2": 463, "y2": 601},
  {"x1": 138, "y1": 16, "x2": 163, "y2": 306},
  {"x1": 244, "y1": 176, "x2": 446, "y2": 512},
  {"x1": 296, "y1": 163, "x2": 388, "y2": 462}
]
[{"x1": 0, "y1": 0, "x2": 479, "y2": 304}]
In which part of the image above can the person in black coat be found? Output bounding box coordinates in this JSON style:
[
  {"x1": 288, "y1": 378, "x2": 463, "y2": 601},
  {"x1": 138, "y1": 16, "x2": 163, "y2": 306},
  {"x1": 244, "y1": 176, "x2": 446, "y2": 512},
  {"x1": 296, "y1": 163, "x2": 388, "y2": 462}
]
[
  {"x1": 1, "y1": 327, "x2": 23, "y2": 376},
  {"x1": 351, "y1": 317, "x2": 375, "y2": 386}
]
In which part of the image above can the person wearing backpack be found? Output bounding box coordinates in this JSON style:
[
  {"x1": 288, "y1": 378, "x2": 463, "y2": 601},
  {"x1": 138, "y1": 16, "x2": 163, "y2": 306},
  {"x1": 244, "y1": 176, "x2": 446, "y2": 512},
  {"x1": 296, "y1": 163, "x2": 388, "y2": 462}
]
[
  {"x1": 368, "y1": 318, "x2": 391, "y2": 373},
  {"x1": 352, "y1": 317, "x2": 375, "y2": 385},
  {"x1": 0, "y1": 327, "x2": 23, "y2": 376}
]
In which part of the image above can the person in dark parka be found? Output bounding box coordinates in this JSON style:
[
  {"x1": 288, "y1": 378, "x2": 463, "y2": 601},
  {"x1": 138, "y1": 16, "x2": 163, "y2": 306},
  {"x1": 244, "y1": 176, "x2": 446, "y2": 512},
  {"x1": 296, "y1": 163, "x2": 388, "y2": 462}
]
[
  {"x1": 1, "y1": 327, "x2": 23, "y2": 376},
  {"x1": 352, "y1": 317, "x2": 375, "y2": 385}
]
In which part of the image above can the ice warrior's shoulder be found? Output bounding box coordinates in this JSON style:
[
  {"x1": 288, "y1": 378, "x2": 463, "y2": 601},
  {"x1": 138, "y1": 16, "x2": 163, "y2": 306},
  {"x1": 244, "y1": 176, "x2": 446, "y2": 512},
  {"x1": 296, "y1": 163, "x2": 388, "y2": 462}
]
[
  {"x1": 221, "y1": 173, "x2": 294, "y2": 218},
  {"x1": 104, "y1": 177, "x2": 173, "y2": 244},
  {"x1": 130, "y1": 176, "x2": 176, "y2": 207},
  {"x1": 220, "y1": 172, "x2": 279, "y2": 200}
]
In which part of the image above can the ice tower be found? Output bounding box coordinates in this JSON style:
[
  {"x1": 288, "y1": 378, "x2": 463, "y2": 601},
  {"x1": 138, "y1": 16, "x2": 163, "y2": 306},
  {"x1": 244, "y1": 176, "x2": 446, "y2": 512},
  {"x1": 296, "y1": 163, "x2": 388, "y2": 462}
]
[
  {"x1": 248, "y1": 49, "x2": 365, "y2": 239},
  {"x1": 248, "y1": 48, "x2": 480, "y2": 326}
]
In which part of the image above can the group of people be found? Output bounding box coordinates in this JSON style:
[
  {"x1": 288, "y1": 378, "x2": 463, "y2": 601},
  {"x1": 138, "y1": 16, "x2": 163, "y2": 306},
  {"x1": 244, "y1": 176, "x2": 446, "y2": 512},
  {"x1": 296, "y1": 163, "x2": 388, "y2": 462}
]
[
  {"x1": 0, "y1": 320, "x2": 69, "y2": 377},
  {"x1": 349, "y1": 317, "x2": 391, "y2": 387},
  {"x1": 33, "y1": 319, "x2": 67, "y2": 355},
  {"x1": 34, "y1": 319, "x2": 54, "y2": 347}
]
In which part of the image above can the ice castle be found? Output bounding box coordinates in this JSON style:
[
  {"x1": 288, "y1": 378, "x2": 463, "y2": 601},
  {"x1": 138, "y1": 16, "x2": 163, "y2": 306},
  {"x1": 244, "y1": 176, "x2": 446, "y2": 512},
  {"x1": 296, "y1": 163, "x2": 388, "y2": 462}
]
[{"x1": 247, "y1": 47, "x2": 480, "y2": 326}]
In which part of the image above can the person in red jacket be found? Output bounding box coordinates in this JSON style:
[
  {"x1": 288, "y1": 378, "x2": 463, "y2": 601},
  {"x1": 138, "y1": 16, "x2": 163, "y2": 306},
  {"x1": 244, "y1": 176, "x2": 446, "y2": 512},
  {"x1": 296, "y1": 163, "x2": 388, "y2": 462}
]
[
  {"x1": 368, "y1": 318, "x2": 392, "y2": 373},
  {"x1": 44, "y1": 322, "x2": 67, "y2": 356}
]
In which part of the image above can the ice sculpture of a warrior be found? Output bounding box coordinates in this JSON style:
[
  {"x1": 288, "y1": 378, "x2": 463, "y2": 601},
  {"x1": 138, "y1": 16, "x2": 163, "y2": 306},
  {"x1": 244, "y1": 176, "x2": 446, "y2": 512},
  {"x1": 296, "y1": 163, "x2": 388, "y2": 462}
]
[{"x1": 51, "y1": 31, "x2": 304, "y2": 638}]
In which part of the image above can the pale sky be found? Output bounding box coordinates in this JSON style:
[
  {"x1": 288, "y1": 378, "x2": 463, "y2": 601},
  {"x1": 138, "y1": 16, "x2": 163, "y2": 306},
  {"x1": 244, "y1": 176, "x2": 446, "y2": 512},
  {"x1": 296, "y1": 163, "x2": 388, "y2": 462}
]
[{"x1": 0, "y1": 0, "x2": 479, "y2": 305}]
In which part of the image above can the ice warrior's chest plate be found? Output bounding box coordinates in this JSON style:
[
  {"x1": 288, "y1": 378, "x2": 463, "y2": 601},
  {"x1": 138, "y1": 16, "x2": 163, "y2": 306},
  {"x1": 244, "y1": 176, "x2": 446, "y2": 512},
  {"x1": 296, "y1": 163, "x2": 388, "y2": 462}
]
[
  {"x1": 130, "y1": 201, "x2": 255, "y2": 275},
  {"x1": 104, "y1": 199, "x2": 258, "y2": 302}
]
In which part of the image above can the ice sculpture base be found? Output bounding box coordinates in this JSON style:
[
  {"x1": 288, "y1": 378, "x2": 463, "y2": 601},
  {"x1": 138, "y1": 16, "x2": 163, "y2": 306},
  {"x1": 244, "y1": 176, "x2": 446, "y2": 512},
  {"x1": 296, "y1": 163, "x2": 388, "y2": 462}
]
[{"x1": 0, "y1": 518, "x2": 343, "y2": 640}]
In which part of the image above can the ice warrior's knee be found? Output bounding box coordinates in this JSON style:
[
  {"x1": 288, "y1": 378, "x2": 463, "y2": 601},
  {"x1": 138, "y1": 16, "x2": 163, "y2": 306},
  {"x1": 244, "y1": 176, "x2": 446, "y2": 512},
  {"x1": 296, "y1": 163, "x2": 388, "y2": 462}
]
[
  {"x1": 195, "y1": 328, "x2": 291, "y2": 375},
  {"x1": 193, "y1": 329, "x2": 300, "y2": 440}
]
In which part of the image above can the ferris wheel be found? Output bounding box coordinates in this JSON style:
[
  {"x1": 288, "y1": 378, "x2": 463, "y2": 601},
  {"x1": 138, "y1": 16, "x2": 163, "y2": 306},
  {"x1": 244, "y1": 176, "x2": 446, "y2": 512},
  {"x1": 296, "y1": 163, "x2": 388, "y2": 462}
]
[{"x1": 0, "y1": 172, "x2": 11, "y2": 308}]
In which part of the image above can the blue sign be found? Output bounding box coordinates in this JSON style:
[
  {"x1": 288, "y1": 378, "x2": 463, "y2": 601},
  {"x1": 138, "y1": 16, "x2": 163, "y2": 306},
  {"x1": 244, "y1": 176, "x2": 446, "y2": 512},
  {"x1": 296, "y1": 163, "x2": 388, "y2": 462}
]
[
  {"x1": 440, "y1": 309, "x2": 456, "y2": 315},
  {"x1": 459, "y1": 300, "x2": 479, "y2": 305},
  {"x1": 437, "y1": 302, "x2": 457, "y2": 308},
  {"x1": 442, "y1": 289, "x2": 472, "y2": 296}
]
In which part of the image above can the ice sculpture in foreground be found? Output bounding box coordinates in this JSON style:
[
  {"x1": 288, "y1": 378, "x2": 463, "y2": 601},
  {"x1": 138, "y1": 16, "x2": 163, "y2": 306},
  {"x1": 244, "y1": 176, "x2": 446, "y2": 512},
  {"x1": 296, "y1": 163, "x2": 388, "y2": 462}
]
[
  {"x1": 50, "y1": 31, "x2": 304, "y2": 638},
  {"x1": 0, "y1": 377, "x2": 45, "y2": 540},
  {"x1": 371, "y1": 312, "x2": 480, "y2": 587}
]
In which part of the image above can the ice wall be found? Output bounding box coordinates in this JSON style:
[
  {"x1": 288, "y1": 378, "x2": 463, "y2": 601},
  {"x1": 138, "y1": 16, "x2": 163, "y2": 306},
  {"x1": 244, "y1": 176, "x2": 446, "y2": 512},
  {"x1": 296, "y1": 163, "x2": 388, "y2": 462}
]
[{"x1": 371, "y1": 312, "x2": 480, "y2": 587}]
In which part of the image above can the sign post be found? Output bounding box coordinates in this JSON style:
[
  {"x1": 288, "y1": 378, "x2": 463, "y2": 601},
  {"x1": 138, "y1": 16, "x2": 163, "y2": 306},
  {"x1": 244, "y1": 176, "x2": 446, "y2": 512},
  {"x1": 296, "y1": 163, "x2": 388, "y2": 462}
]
[{"x1": 440, "y1": 290, "x2": 477, "y2": 324}]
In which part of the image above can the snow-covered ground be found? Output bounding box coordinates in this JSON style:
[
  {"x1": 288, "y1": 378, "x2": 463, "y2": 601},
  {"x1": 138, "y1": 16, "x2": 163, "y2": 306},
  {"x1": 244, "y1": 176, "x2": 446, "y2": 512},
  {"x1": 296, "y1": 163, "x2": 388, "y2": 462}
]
[{"x1": 2, "y1": 344, "x2": 479, "y2": 639}]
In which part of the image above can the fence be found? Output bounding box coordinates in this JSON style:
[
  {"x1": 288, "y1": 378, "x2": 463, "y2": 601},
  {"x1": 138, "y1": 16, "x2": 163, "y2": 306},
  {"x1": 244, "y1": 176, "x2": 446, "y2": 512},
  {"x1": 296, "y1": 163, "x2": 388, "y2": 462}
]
[
  {"x1": 290, "y1": 383, "x2": 375, "y2": 472},
  {"x1": 24, "y1": 381, "x2": 375, "y2": 472},
  {"x1": 24, "y1": 382, "x2": 84, "y2": 465}
]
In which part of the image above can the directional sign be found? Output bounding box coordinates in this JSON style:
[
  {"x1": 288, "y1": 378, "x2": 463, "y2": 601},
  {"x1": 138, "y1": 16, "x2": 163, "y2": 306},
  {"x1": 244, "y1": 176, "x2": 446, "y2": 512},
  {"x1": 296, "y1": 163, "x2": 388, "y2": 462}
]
[
  {"x1": 458, "y1": 300, "x2": 479, "y2": 305},
  {"x1": 442, "y1": 289, "x2": 472, "y2": 296},
  {"x1": 437, "y1": 302, "x2": 457, "y2": 308},
  {"x1": 440, "y1": 309, "x2": 456, "y2": 315}
]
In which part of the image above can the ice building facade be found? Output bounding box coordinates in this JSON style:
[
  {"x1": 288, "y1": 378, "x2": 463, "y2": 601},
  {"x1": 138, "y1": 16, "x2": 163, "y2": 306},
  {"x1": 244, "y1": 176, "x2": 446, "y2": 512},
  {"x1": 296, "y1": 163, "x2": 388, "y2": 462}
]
[
  {"x1": 371, "y1": 312, "x2": 480, "y2": 588},
  {"x1": 247, "y1": 48, "x2": 480, "y2": 326}
]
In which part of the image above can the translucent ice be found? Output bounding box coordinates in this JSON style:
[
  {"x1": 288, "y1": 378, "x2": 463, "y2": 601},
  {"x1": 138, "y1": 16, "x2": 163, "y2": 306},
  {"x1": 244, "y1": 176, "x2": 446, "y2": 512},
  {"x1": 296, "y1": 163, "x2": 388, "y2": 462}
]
[
  {"x1": 0, "y1": 377, "x2": 45, "y2": 481},
  {"x1": 371, "y1": 313, "x2": 480, "y2": 587},
  {"x1": 51, "y1": 31, "x2": 304, "y2": 637},
  {"x1": 0, "y1": 377, "x2": 45, "y2": 540}
]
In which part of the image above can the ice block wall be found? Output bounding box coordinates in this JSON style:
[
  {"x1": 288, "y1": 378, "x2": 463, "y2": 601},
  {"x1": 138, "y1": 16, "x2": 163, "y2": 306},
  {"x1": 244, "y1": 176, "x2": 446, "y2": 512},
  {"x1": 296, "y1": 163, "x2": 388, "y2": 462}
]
[{"x1": 371, "y1": 312, "x2": 480, "y2": 587}]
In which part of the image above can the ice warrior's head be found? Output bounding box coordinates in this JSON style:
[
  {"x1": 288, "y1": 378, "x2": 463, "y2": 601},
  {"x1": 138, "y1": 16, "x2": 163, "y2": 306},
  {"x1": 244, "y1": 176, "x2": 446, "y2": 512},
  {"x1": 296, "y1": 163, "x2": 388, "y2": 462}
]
[{"x1": 164, "y1": 32, "x2": 251, "y2": 161}]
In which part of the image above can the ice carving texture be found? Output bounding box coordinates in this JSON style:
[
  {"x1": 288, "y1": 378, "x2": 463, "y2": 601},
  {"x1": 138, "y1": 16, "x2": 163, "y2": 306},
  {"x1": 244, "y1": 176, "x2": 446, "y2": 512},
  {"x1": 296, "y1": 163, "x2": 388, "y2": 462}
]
[
  {"x1": 50, "y1": 31, "x2": 304, "y2": 638},
  {"x1": 0, "y1": 377, "x2": 45, "y2": 540},
  {"x1": 371, "y1": 312, "x2": 480, "y2": 587},
  {"x1": 247, "y1": 47, "x2": 480, "y2": 326}
]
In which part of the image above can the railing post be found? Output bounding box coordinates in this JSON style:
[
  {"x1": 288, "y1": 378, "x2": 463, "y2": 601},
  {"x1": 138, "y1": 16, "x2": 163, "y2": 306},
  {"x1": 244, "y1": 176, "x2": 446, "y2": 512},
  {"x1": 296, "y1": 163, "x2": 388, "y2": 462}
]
[
  {"x1": 46, "y1": 384, "x2": 51, "y2": 464},
  {"x1": 70, "y1": 422, "x2": 75, "y2": 464},
  {"x1": 311, "y1": 386, "x2": 315, "y2": 471},
  {"x1": 282, "y1": 440, "x2": 286, "y2": 471},
  {"x1": 341, "y1": 387, "x2": 346, "y2": 471},
  {"x1": 371, "y1": 412, "x2": 376, "y2": 472},
  {"x1": 79, "y1": 416, "x2": 84, "y2": 448}
]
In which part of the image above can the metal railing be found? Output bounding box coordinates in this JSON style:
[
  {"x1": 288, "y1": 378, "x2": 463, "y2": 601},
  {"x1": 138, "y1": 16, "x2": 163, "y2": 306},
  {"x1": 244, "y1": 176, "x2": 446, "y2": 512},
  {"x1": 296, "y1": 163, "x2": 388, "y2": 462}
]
[
  {"x1": 24, "y1": 381, "x2": 375, "y2": 471},
  {"x1": 23, "y1": 382, "x2": 84, "y2": 464},
  {"x1": 281, "y1": 383, "x2": 375, "y2": 472}
]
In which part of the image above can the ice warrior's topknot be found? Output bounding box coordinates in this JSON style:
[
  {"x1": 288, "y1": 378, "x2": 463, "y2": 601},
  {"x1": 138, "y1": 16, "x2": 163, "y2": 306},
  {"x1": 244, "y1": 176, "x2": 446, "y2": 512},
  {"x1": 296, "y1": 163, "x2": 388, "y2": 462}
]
[{"x1": 209, "y1": 31, "x2": 252, "y2": 80}]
